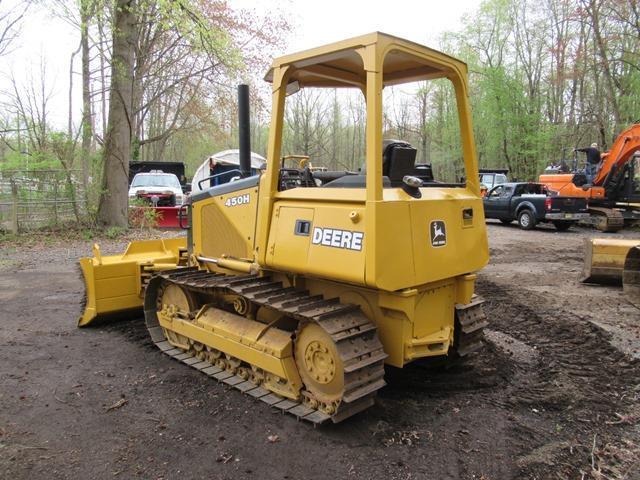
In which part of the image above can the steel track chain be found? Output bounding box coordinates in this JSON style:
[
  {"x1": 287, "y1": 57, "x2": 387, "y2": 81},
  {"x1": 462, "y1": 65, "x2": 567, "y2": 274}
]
[
  {"x1": 454, "y1": 295, "x2": 489, "y2": 358},
  {"x1": 144, "y1": 267, "x2": 387, "y2": 424},
  {"x1": 590, "y1": 206, "x2": 625, "y2": 232}
]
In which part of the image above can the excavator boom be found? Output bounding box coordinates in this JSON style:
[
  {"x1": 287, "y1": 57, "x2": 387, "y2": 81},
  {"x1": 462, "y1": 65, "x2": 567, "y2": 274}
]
[{"x1": 594, "y1": 124, "x2": 640, "y2": 186}]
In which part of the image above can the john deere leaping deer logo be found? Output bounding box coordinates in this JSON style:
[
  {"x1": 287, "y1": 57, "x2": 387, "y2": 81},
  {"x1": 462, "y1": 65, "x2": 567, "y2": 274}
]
[{"x1": 430, "y1": 220, "x2": 446, "y2": 247}]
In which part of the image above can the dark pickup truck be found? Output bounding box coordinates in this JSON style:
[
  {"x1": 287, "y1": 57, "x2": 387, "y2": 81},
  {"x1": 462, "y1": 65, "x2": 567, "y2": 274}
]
[{"x1": 483, "y1": 182, "x2": 589, "y2": 231}]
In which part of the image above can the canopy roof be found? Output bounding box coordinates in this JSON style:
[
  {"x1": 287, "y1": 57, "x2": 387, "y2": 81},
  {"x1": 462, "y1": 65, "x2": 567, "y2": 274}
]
[
  {"x1": 264, "y1": 32, "x2": 466, "y2": 89},
  {"x1": 206, "y1": 149, "x2": 265, "y2": 169},
  {"x1": 190, "y1": 150, "x2": 266, "y2": 193}
]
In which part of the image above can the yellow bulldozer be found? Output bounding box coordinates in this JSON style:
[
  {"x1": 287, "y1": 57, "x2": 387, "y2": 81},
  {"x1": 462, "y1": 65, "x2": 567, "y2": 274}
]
[{"x1": 78, "y1": 33, "x2": 489, "y2": 424}]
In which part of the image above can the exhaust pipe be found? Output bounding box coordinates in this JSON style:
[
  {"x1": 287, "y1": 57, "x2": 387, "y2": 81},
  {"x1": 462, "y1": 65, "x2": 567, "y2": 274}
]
[{"x1": 238, "y1": 84, "x2": 251, "y2": 178}]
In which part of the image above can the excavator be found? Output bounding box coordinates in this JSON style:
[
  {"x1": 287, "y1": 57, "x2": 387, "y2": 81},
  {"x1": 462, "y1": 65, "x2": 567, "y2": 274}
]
[
  {"x1": 539, "y1": 124, "x2": 640, "y2": 232},
  {"x1": 78, "y1": 33, "x2": 489, "y2": 424}
]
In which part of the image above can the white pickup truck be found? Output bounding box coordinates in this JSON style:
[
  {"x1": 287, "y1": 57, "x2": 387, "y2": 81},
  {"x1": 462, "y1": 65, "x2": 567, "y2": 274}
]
[{"x1": 128, "y1": 172, "x2": 184, "y2": 206}]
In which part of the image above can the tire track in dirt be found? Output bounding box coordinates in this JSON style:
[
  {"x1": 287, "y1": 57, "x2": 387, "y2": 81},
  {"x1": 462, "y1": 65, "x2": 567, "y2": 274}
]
[
  {"x1": 478, "y1": 277, "x2": 640, "y2": 478},
  {"x1": 480, "y1": 279, "x2": 639, "y2": 414}
]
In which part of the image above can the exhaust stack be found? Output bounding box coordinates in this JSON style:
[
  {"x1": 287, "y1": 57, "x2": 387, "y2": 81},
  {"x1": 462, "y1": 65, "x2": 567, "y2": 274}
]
[{"x1": 238, "y1": 84, "x2": 251, "y2": 178}]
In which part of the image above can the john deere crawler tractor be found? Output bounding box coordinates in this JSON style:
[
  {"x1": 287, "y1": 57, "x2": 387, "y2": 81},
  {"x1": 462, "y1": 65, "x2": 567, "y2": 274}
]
[{"x1": 79, "y1": 33, "x2": 490, "y2": 424}]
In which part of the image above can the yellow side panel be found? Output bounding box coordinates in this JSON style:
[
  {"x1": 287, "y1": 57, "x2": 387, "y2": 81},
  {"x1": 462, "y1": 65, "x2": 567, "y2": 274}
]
[
  {"x1": 161, "y1": 315, "x2": 290, "y2": 378},
  {"x1": 267, "y1": 202, "x2": 366, "y2": 284},
  {"x1": 307, "y1": 206, "x2": 366, "y2": 284},
  {"x1": 265, "y1": 188, "x2": 488, "y2": 292},
  {"x1": 371, "y1": 201, "x2": 415, "y2": 289},
  {"x1": 407, "y1": 194, "x2": 488, "y2": 288},
  {"x1": 270, "y1": 206, "x2": 314, "y2": 268},
  {"x1": 192, "y1": 185, "x2": 258, "y2": 260}
]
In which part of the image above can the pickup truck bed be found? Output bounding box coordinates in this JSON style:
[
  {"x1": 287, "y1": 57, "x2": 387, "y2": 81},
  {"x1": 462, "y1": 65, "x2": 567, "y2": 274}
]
[{"x1": 483, "y1": 182, "x2": 589, "y2": 231}]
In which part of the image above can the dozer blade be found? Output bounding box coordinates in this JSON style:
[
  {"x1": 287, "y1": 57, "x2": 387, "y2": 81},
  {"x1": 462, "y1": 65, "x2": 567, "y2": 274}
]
[
  {"x1": 582, "y1": 238, "x2": 640, "y2": 284},
  {"x1": 623, "y1": 246, "x2": 640, "y2": 307},
  {"x1": 78, "y1": 237, "x2": 187, "y2": 327}
]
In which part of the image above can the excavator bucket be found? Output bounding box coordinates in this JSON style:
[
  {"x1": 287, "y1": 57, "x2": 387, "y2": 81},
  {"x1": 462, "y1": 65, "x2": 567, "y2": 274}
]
[
  {"x1": 623, "y1": 246, "x2": 640, "y2": 307},
  {"x1": 582, "y1": 238, "x2": 640, "y2": 284},
  {"x1": 78, "y1": 237, "x2": 187, "y2": 327}
]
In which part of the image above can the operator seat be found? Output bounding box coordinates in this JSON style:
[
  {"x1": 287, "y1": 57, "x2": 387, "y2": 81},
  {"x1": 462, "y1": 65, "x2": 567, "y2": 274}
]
[
  {"x1": 382, "y1": 140, "x2": 418, "y2": 187},
  {"x1": 322, "y1": 139, "x2": 420, "y2": 188}
]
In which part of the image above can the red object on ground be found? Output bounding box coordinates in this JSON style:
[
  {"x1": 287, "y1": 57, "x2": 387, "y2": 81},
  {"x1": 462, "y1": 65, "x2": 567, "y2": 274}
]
[
  {"x1": 154, "y1": 206, "x2": 181, "y2": 228},
  {"x1": 130, "y1": 206, "x2": 181, "y2": 228}
]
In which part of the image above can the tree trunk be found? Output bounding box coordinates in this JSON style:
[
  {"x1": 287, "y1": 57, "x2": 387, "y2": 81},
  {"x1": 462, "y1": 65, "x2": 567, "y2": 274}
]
[
  {"x1": 68, "y1": 43, "x2": 80, "y2": 139},
  {"x1": 80, "y1": 0, "x2": 93, "y2": 199},
  {"x1": 587, "y1": 0, "x2": 622, "y2": 128},
  {"x1": 97, "y1": 0, "x2": 137, "y2": 227}
]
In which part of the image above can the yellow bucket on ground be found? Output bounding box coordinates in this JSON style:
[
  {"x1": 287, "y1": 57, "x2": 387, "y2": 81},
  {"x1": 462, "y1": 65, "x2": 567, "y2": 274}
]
[
  {"x1": 78, "y1": 237, "x2": 186, "y2": 326},
  {"x1": 582, "y1": 238, "x2": 640, "y2": 284},
  {"x1": 623, "y1": 246, "x2": 640, "y2": 307},
  {"x1": 582, "y1": 238, "x2": 640, "y2": 308}
]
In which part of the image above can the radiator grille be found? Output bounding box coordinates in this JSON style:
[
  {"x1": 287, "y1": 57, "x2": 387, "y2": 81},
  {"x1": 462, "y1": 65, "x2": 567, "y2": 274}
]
[{"x1": 200, "y1": 203, "x2": 247, "y2": 259}]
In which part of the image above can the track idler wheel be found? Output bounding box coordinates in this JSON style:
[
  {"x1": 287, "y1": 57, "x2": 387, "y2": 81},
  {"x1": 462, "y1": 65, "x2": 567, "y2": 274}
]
[
  {"x1": 158, "y1": 283, "x2": 195, "y2": 349},
  {"x1": 295, "y1": 323, "x2": 344, "y2": 414}
]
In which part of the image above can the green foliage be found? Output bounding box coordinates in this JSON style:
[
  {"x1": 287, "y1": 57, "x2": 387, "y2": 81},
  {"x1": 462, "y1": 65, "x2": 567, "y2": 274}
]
[
  {"x1": 81, "y1": 228, "x2": 94, "y2": 241},
  {"x1": 444, "y1": 0, "x2": 640, "y2": 179},
  {"x1": 154, "y1": 0, "x2": 242, "y2": 68},
  {"x1": 104, "y1": 226, "x2": 126, "y2": 239},
  {"x1": 127, "y1": 198, "x2": 160, "y2": 229},
  {"x1": 0, "y1": 149, "x2": 59, "y2": 171}
]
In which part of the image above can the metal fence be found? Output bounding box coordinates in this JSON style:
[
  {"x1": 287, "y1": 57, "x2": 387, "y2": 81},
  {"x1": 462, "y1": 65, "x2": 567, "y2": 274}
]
[{"x1": 0, "y1": 169, "x2": 87, "y2": 232}]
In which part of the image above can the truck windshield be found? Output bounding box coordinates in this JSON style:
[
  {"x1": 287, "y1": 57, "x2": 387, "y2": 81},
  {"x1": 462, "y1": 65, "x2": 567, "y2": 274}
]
[
  {"x1": 480, "y1": 173, "x2": 507, "y2": 189},
  {"x1": 132, "y1": 174, "x2": 180, "y2": 188}
]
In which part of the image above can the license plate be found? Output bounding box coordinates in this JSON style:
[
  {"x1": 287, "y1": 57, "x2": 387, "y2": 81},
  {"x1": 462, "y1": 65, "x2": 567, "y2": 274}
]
[{"x1": 564, "y1": 213, "x2": 573, "y2": 219}]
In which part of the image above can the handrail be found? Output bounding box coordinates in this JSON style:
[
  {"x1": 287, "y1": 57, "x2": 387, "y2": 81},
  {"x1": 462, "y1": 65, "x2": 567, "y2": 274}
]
[{"x1": 197, "y1": 169, "x2": 242, "y2": 189}]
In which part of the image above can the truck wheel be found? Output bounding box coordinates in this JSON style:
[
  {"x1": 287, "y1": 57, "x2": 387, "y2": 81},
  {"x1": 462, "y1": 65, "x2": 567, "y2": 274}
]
[
  {"x1": 517, "y1": 210, "x2": 536, "y2": 230},
  {"x1": 553, "y1": 221, "x2": 572, "y2": 232},
  {"x1": 500, "y1": 219, "x2": 512, "y2": 224}
]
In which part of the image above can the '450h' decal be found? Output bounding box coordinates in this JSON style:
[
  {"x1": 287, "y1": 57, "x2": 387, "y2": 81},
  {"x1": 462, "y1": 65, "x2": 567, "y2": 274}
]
[
  {"x1": 224, "y1": 193, "x2": 250, "y2": 207},
  {"x1": 312, "y1": 227, "x2": 364, "y2": 251}
]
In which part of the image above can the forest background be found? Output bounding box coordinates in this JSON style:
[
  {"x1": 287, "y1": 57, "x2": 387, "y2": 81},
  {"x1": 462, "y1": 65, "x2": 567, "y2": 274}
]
[{"x1": 0, "y1": 0, "x2": 638, "y2": 227}]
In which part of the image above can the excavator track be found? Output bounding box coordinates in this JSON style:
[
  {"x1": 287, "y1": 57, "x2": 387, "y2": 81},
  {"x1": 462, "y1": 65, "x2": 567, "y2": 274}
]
[
  {"x1": 589, "y1": 206, "x2": 624, "y2": 232},
  {"x1": 144, "y1": 267, "x2": 387, "y2": 425}
]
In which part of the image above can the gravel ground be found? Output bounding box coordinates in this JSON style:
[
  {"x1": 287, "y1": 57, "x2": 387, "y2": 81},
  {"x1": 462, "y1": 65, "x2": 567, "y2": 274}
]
[{"x1": 0, "y1": 223, "x2": 639, "y2": 480}]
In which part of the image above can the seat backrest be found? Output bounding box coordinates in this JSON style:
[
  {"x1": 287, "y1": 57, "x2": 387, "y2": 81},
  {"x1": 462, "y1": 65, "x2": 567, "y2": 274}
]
[{"x1": 383, "y1": 141, "x2": 417, "y2": 187}]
